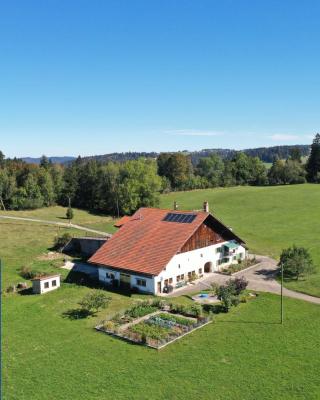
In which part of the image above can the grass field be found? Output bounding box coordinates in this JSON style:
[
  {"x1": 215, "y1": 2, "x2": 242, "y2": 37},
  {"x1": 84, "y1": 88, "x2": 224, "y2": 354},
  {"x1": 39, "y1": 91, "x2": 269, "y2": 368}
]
[
  {"x1": 2, "y1": 185, "x2": 320, "y2": 399},
  {"x1": 160, "y1": 184, "x2": 320, "y2": 297}
]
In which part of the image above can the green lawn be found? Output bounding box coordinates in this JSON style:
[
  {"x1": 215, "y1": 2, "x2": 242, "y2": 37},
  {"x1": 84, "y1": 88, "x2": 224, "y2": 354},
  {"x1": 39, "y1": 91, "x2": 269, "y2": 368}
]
[
  {"x1": 2, "y1": 187, "x2": 320, "y2": 399},
  {"x1": 160, "y1": 184, "x2": 320, "y2": 297},
  {"x1": 4, "y1": 285, "x2": 320, "y2": 399},
  {"x1": 0, "y1": 205, "x2": 117, "y2": 234}
]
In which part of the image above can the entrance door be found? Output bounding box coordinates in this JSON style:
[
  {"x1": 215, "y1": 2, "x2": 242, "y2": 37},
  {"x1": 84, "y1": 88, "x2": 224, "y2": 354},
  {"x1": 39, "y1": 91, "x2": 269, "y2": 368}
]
[
  {"x1": 204, "y1": 261, "x2": 213, "y2": 273},
  {"x1": 120, "y1": 273, "x2": 131, "y2": 289},
  {"x1": 157, "y1": 281, "x2": 161, "y2": 293}
]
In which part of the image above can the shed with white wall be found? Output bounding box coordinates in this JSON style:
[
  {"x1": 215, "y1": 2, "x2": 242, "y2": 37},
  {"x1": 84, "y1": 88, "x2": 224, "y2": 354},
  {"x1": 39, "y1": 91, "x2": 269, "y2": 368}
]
[{"x1": 32, "y1": 275, "x2": 61, "y2": 294}]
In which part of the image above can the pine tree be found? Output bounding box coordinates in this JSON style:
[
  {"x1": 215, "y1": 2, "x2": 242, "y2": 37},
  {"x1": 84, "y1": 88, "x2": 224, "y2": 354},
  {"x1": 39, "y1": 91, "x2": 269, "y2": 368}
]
[{"x1": 306, "y1": 133, "x2": 320, "y2": 182}]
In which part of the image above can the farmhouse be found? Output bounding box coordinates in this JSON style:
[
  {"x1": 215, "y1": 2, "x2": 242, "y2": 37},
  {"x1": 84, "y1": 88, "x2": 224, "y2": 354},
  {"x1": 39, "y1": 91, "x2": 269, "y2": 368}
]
[
  {"x1": 32, "y1": 274, "x2": 61, "y2": 294},
  {"x1": 89, "y1": 203, "x2": 246, "y2": 295}
]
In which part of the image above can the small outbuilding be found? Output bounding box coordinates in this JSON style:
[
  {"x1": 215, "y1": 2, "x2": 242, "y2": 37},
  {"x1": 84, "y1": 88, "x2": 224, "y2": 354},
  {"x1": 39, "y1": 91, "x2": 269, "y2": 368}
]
[{"x1": 32, "y1": 274, "x2": 61, "y2": 294}]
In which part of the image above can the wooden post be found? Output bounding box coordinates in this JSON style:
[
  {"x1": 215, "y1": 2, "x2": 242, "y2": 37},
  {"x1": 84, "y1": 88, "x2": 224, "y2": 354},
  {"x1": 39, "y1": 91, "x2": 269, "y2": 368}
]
[{"x1": 281, "y1": 263, "x2": 284, "y2": 324}]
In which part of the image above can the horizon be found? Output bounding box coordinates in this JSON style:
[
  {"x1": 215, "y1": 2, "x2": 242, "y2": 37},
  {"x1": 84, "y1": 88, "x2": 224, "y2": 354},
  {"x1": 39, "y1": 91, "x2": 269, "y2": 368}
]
[
  {"x1": 16, "y1": 142, "x2": 311, "y2": 160},
  {"x1": 1, "y1": 1, "x2": 320, "y2": 157}
]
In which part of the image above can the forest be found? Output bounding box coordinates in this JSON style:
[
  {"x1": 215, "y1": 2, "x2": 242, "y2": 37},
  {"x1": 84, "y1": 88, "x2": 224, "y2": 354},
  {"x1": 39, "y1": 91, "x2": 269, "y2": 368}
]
[{"x1": 0, "y1": 134, "x2": 319, "y2": 215}]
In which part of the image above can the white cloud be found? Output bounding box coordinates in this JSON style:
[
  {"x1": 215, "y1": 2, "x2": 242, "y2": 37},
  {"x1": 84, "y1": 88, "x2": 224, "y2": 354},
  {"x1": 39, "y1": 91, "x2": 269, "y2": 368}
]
[
  {"x1": 270, "y1": 134, "x2": 300, "y2": 141},
  {"x1": 166, "y1": 129, "x2": 224, "y2": 137}
]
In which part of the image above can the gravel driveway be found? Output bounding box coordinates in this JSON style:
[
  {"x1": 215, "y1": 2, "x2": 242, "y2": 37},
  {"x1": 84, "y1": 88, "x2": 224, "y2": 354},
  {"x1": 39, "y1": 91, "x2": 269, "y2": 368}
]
[{"x1": 169, "y1": 255, "x2": 320, "y2": 305}]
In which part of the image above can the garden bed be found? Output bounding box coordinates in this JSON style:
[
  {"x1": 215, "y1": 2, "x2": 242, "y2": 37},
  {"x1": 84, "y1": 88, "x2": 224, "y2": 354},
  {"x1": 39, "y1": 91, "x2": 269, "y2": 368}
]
[
  {"x1": 96, "y1": 299, "x2": 211, "y2": 349},
  {"x1": 219, "y1": 258, "x2": 259, "y2": 275}
]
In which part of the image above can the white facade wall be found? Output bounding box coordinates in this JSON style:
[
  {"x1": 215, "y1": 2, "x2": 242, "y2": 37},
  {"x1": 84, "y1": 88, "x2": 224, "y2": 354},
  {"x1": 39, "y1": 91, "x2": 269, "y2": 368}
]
[
  {"x1": 155, "y1": 241, "x2": 246, "y2": 293},
  {"x1": 32, "y1": 276, "x2": 60, "y2": 294},
  {"x1": 97, "y1": 241, "x2": 246, "y2": 295},
  {"x1": 98, "y1": 267, "x2": 155, "y2": 293}
]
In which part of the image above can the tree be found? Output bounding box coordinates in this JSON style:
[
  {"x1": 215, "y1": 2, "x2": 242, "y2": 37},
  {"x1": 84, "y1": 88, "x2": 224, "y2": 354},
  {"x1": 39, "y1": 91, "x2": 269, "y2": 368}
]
[
  {"x1": 157, "y1": 153, "x2": 193, "y2": 189},
  {"x1": 196, "y1": 154, "x2": 224, "y2": 187},
  {"x1": 289, "y1": 147, "x2": 302, "y2": 163},
  {"x1": 306, "y1": 133, "x2": 320, "y2": 182},
  {"x1": 66, "y1": 206, "x2": 74, "y2": 220},
  {"x1": 279, "y1": 245, "x2": 315, "y2": 280},
  {"x1": 0, "y1": 151, "x2": 5, "y2": 168},
  {"x1": 268, "y1": 159, "x2": 285, "y2": 185},
  {"x1": 40, "y1": 155, "x2": 50, "y2": 170},
  {"x1": 78, "y1": 292, "x2": 111, "y2": 315}
]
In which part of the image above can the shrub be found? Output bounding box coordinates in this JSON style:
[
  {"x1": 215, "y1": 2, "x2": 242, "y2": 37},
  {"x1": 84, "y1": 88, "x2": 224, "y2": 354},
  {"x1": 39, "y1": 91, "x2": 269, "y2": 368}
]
[
  {"x1": 279, "y1": 245, "x2": 315, "y2": 280},
  {"x1": 169, "y1": 303, "x2": 187, "y2": 315},
  {"x1": 66, "y1": 206, "x2": 74, "y2": 220},
  {"x1": 217, "y1": 286, "x2": 233, "y2": 312},
  {"x1": 103, "y1": 320, "x2": 116, "y2": 332},
  {"x1": 54, "y1": 233, "x2": 72, "y2": 250},
  {"x1": 125, "y1": 303, "x2": 158, "y2": 318},
  {"x1": 6, "y1": 285, "x2": 16, "y2": 293},
  {"x1": 19, "y1": 266, "x2": 43, "y2": 280},
  {"x1": 189, "y1": 304, "x2": 203, "y2": 317},
  {"x1": 232, "y1": 277, "x2": 248, "y2": 295},
  {"x1": 78, "y1": 291, "x2": 111, "y2": 315}
]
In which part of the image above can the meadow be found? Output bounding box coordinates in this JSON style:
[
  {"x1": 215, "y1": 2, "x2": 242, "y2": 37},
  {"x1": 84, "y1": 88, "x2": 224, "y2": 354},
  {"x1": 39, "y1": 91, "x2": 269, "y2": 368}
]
[{"x1": 2, "y1": 184, "x2": 320, "y2": 399}]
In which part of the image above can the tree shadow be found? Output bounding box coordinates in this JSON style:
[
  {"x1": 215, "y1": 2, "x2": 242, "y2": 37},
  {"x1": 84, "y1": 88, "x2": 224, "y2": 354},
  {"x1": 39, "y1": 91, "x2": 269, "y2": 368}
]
[
  {"x1": 64, "y1": 270, "x2": 133, "y2": 297},
  {"x1": 18, "y1": 287, "x2": 34, "y2": 296},
  {"x1": 254, "y1": 268, "x2": 278, "y2": 280},
  {"x1": 62, "y1": 308, "x2": 93, "y2": 320}
]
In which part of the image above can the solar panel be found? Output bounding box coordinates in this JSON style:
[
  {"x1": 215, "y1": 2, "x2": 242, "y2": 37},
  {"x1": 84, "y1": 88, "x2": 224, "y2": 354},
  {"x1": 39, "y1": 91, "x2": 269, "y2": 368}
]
[{"x1": 163, "y1": 213, "x2": 197, "y2": 223}]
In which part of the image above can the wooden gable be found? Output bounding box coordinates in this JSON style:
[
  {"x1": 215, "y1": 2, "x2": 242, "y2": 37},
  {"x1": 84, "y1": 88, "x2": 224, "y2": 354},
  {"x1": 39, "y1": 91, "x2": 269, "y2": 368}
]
[{"x1": 180, "y1": 220, "x2": 224, "y2": 253}]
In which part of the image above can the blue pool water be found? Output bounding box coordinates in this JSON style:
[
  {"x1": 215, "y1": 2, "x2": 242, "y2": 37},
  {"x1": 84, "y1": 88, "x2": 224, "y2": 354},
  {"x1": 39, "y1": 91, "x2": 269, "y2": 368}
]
[{"x1": 198, "y1": 293, "x2": 209, "y2": 298}]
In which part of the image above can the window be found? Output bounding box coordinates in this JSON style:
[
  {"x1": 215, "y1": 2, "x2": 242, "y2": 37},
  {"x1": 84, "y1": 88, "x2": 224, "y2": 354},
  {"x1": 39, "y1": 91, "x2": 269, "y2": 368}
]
[
  {"x1": 106, "y1": 272, "x2": 115, "y2": 279},
  {"x1": 52, "y1": 280, "x2": 57, "y2": 287},
  {"x1": 216, "y1": 247, "x2": 222, "y2": 253},
  {"x1": 178, "y1": 264, "x2": 181, "y2": 269},
  {"x1": 44, "y1": 282, "x2": 49, "y2": 289},
  {"x1": 233, "y1": 256, "x2": 237, "y2": 261},
  {"x1": 169, "y1": 278, "x2": 173, "y2": 284},
  {"x1": 198, "y1": 268, "x2": 202, "y2": 275},
  {"x1": 200, "y1": 253, "x2": 203, "y2": 258},
  {"x1": 180, "y1": 274, "x2": 185, "y2": 280},
  {"x1": 192, "y1": 270, "x2": 196, "y2": 276},
  {"x1": 164, "y1": 279, "x2": 169, "y2": 286},
  {"x1": 187, "y1": 272, "x2": 192, "y2": 278},
  {"x1": 176, "y1": 275, "x2": 181, "y2": 282},
  {"x1": 136, "y1": 278, "x2": 147, "y2": 287}
]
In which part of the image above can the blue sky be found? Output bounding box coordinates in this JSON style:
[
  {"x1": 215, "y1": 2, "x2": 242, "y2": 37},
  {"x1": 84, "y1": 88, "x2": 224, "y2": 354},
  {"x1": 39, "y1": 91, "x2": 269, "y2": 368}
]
[{"x1": 0, "y1": 0, "x2": 319, "y2": 157}]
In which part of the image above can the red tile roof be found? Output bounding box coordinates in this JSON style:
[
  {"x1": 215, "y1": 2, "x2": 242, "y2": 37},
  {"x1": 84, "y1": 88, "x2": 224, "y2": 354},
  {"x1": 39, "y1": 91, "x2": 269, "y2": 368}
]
[
  {"x1": 114, "y1": 215, "x2": 132, "y2": 228},
  {"x1": 89, "y1": 207, "x2": 244, "y2": 276}
]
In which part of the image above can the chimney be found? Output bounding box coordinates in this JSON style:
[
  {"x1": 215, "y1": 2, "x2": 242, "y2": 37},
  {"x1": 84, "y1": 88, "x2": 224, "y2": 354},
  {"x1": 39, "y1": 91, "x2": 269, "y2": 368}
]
[
  {"x1": 173, "y1": 201, "x2": 178, "y2": 211},
  {"x1": 203, "y1": 201, "x2": 209, "y2": 213}
]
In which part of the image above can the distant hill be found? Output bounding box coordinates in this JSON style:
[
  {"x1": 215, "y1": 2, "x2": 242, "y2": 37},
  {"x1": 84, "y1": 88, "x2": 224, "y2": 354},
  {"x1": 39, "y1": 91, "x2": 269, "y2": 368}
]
[
  {"x1": 81, "y1": 145, "x2": 310, "y2": 165},
  {"x1": 21, "y1": 156, "x2": 76, "y2": 164},
  {"x1": 21, "y1": 145, "x2": 310, "y2": 166}
]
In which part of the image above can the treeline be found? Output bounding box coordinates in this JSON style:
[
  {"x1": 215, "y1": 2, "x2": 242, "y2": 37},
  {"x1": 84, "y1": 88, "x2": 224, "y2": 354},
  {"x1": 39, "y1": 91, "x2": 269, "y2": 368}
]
[
  {"x1": 79, "y1": 145, "x2": 310, "y2": 166},
  {"x1": 158, "y1": 135, "x2": 319, "y2": 190},
  {"x1": 0, "y1": 154, "x2": 163, "y2": 214},
  {"x1": 0, "y1": 134, "x2": 319, "y2": 214}
]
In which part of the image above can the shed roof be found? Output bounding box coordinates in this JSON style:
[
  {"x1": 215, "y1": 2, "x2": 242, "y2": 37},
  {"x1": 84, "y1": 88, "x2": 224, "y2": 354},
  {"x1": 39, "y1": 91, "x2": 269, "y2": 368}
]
[{"x1": 31, "y1": 274, "x2": 60, "y2": 281}]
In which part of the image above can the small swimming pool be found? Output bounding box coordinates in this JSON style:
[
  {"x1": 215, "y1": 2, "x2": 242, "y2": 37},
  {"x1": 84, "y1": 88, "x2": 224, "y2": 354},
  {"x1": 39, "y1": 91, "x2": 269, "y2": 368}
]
[{"x1": 198, "y1": 293, "x2": 209, "y2": 298}]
